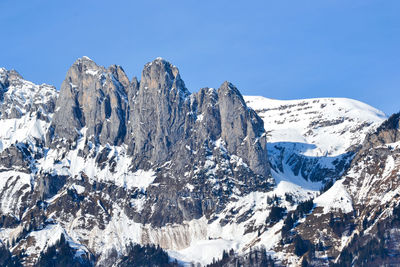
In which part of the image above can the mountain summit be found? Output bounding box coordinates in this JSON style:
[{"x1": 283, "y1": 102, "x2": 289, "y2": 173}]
[
  {"x1": 0, "y1": 58, "x2": 273, "y2": 265},
  {"x1": 0, "y1": 58, "x2": 397, "y2": 266}
]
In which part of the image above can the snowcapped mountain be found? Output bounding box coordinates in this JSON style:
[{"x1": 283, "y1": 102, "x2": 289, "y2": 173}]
[
  {"x1": 0, "y1": 58, "x2": 396, "y2": 267},
  {"x1": 0, "y1": 68, "x2": 57, "y2": 151},
  {"x1": 245, "y1": 96, "x2": 386, "y2": 156},
  {"x1": 245, "y1": 96, "x2": 386, "y2": 191}
]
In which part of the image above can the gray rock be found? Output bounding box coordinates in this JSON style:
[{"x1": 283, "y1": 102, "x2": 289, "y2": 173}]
[
  {"x1": 48, "y1": 57, "x2": 129, "y2": 147},
  {"x1": 354, "y1": 112, "x2": 400, "y2": 161},
  {"x1": 49, "y1": 57, "x2": 270, "y2": 178},
  {"x1": 126, "y1": 58, "x2": 191, "y2": 168},
  {"x1": 0, "y1": 145, "x2": 31, "y2": 171},
  {"x1": 217, "y1": 81, "x2": 269, "y2": 177},
  {"x1": 43, "y1": 57, "x2": 273, "y2": 227},
  {"x1": 125, "y1": 58, "x2": 269, "y2": 177}
]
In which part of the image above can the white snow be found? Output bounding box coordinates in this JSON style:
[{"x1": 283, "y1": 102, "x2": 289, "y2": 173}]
[
  {"x1": 124, "y1": 169, "x2": 157, "y2": 191},
  {"x1": 186, "y1": 183, "x2": 194, "y2": 191},
  {"x1": 168, "y1": 239, "x2": 237, "y2": 266},
  {"x1": 196, "y1": 114, "x2": 204, "y2": 122},
  {"x1": 39, "y1": 142, "x2": 157, "y2": 191},
  {"x1": 314, "y1": 179, "x2": 353, "y2": 213},
  {"x1": 382, "y1": 155, "x2": 395, "y2": 179},
  {"x1": 0, "y1": 75, "x2": 56, "y2": 152},
  {"x1": 0, "y1": 171, "x2": 32, "y2": 216},
  {"x1": 244, "y1": 96, "x2": 386, "y2": 157},
  {"x1": 26, "y1": 224, "x2": 89, "y2": 258},
  {"x1": 81, "y1": 56, "x2": 93, "y2": 61},
  {"x1": 71, "y1": 184, "x2": 85, "y2": 194},
  {"x1": 0, "y1": 115, "x2": 49, "y2": 152},
  {"x1": 85, "y1": 69, "x2": 99, "y2": 76},
  {"x1": 245, "y1": 95, "x2": 386, "y2": 207}
]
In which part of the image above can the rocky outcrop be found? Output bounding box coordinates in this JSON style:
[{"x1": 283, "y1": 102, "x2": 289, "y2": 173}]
[
  {"x1": 0, "y1": 58, "x2": 273, "y2": 265},
  {"x1": 48, "y1": 57, "x2": 270, "y2": 177},
  {"x1": 126, "y1": 58, "x2": 191, "y2": 169},
  {"x1": 360, "y1": 113, "x2": 400, "y2": 150},
  {"x1": 1, "y1": 58, "x2": 398, "y2": 266},
  {"x1": 218, "y1": 82, "x2": 268, "y2": 176},
  {"x1": 0, "y1": 68, "x2": 56, "y2": 120},
  {"x1": 48, "y1": 57, "x2": 129, "y2": 147}
]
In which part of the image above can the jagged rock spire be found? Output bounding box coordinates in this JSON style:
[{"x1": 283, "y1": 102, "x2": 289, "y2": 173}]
[
  {"x1": 140, "y1": 57, "x2": 189, "y2": 97},
  {"x1": 218, "y1": 81, "x2": 269, "y2": 176},
  {"x1": 48, "y1": 56, "x2": 130, "y2": 146},
  {"x1": 47, "y1": 57, "x2": 270, "y2": 177}
]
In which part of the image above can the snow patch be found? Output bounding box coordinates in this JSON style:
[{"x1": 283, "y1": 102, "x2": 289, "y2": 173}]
[
  {"x1": 85, "y1": 69, "x2": 99, "y2": 76},
  {"x1": 71, "y1": 184, "x2": 85, "y2": 195},
  {"x1": 26, "y1": 224, "x2": 89, "y2": 258},
  {"x1": 314, "y1": 179, "x2": 353, "y2": 213}
]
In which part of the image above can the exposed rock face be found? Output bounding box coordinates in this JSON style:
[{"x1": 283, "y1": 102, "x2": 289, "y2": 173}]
[
  {"x1": 48, "y1": 57, "x2": 129, "y2": 147},
  {"x1": 0, "y1": 58, "x2": 274, "y2": 265},
  {"x1": 218, "y1": 82, "x2": 268, "y2": 176},
  {"x1": 126, "y1": 58, "x2": 191, "y2": 169},
  {"x1": 2, "y1": 57, "x2": 395, "y2": 266},
  {"x1": 356, "y1": 112, "x2": 400, "y2": 158},
  {"x1": 52, "y1": 58, "x2": 271, "y2": 226},
  {"x1": 48, "y1": 57, "x2": 270, "y2": 177},
  {"x1": 126, "y1": 58, "x2": 269, "y2": 177}
]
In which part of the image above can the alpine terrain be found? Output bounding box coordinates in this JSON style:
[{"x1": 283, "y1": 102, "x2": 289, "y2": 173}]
[{"x1": 0, "y1": 57, "x2": 398, "y2": 267}]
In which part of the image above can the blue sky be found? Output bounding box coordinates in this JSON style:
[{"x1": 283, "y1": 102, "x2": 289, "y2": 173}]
[{"x1": 1, "y1": 0, "x2": 399, "y2": 115}]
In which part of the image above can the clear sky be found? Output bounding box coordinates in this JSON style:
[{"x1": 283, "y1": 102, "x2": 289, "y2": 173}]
[{"x1": 1, "y1": 0, "x2": 399, "y2": 115}]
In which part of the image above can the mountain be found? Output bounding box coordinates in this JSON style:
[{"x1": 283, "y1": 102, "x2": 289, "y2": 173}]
[
  {"x1": 244, "y1": 96, "x2": 390, "y2": 265},
  {"x1": 0, "y1": 68, "x2": 56, "y2": 150},
  {"x1": 245, "y1": 96, "x2": 386, "y2": 186},
  {"x1": 274, "y1": 112, "x2": 400, "y2": 266},
  {"x1": 0, "y1": 58, "x2": 272, "y2": 266},
  {"x1": 0, "y1": 58, "x2": 396, "y2": 266}
]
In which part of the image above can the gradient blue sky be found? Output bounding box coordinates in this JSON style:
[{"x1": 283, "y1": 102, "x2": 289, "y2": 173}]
[{"x1": 1, "y1": 0, "x2": 399, "y2": 115}]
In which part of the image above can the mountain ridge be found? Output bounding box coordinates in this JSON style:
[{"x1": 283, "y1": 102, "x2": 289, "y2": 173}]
[{"x1": 0, "y1": 58, "x2": 396, "y2": 266}]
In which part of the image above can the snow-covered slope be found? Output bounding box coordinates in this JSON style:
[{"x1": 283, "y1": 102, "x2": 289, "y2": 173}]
[
  {"x1": 0, "y1": 68, "x2": 57, "y2": 151},
  {"x1": 245, "y1": 96, "x2": 386, "y2": 185},
  {"x1": 244, "y1": 96, "x2": 386, "y2": 157},
  {"x1": 0, "y1": 60, "x2": 394, "y2": 267},
  {"x1": 242, "y1": 96, "x2": 398, "y2": 266},
  {"x1": 0, "y1": 64, "x2": 274, "y2": 266},
  {"x1": 286, "y1": 112, "x2": 400, "y2": 266}
]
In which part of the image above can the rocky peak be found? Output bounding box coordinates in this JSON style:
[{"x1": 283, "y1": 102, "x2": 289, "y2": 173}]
[
  {"x1": 48, "y1": 57, "x2": 130, "y2": 147},
  {"x1": 126, "y1": 58, "x2": 191, "y2": 168},
  {"x1": 0, "y1": 68, "x2": 23, "y2": 83},
  {"x1": 0, "y1": 69, "x2": 22, "y2": 99},
  {"x1": 0, "y1": 68, "x2": 57, "y2": 120},
  {"x1": 47, "y1": 57, "x2": 270, "y2": 178},
  {"x1": 108, "y1": 64, "x2": 130, "y2": 89},
  {"x1": 218, "y1": 81, "x2": 268, "y2": 176},
  {"x1": 373, "y1": 112, "x2": 400, "y2": 142},
  {"x1": 140, "y1": 57, "x2": 189, "y2": 97},
  {"x1": 218, "y1": 81, "x2": 246, "y2": 104},
  {"x1": 355, "y1": 112, "x2": 400, "y2": 159}
]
